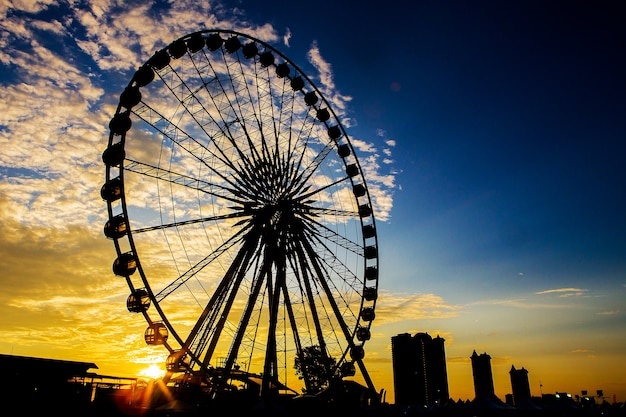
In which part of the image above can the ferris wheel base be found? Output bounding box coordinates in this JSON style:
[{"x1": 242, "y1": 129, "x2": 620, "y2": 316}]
[{"x1": 145, "y1": 378, "x2": 381, "y2": 415}]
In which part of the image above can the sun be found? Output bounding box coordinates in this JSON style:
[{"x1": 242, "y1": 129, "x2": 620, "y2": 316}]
[{"x1": 138, "y1": 363, "x2": 166, "y2": 380}]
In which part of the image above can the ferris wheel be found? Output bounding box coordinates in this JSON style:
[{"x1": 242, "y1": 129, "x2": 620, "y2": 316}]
[{"x1": 101, "y1": 29, "x2": 380, "y2": 400}]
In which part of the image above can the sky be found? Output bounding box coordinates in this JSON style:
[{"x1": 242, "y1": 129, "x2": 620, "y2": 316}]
[{"x1": 1, "y1": 0, "x2": 625, "y2": 405}]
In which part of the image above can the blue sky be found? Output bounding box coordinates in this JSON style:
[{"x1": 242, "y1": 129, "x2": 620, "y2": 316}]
[{"x1": 0, "y1": 0, "x2": 624, "y2": 403}]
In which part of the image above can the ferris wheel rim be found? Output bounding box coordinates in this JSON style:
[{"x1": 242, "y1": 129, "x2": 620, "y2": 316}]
[{"x1": 102, "y1": 28, "x2": 380, "y2": 395}]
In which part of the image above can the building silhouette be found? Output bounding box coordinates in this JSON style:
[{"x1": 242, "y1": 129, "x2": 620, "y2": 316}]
[
  {"x1": 0, "y1": 353, "x2": 140, "y2": 416},
  {"x1": 508, "y1": 364, "x2": 542, "y2": 409},
  {"x1": 391, "y1": 332, "x2": 449, "y2": 407},
  {"x1": 469, "y1": 350, "x2": 514, "y2": 410},
  {"x1": 510, "y1": 365, "x2": 531, "y2": 403},
  {"x1": 471, "y1": 350, "x2": 496, "y2": 400}
]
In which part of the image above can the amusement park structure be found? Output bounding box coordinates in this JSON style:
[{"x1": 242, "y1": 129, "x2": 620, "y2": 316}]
[{"x1": 102, "y1": 29, "x2": 381, "y2": 410}]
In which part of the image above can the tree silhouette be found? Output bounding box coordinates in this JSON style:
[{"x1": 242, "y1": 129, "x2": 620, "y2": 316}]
[{"x1": 294, "y1": 345, "x2": 336, "y2": 394}]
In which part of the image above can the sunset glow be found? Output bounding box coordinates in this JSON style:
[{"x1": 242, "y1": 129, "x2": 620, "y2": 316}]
[
  {"x1": 138, "y1": 364, "x2": 167, "y2": 380},
  {"x1": 0, "y1": 0, "x2": 624, "y2": 406}
]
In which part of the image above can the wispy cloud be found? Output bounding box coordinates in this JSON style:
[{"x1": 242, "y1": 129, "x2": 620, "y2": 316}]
[
  {"x1": 305, "y1": 43, "x2": 396, "y2": 221},
  {"x1": 374, "y1": 292, "x2": 461, "y2": 325},
  {"x1": 470, "y1": 297, "x2": 565, "y2": 309},
  {"x1": 283, "y1": 27, "x2": 292, "y2": 47},
  {"x1": 536, "y1": 288, "x2": 588, "y2": 297},
  {"x1": 597, "y1": 310, "x2": 620, "y2": 316},
  {"x1": 0, "y1": 0, "x2": 51, "y2": 15},
  {"x1": 570, "y1": 349, "x2": 596, "y2": 359},
  {"x1": 380, "y1": 131, "x2": 395, "y2": 164},
  {"x1": 472, "y1": 298, "x2": 532, "y2": 307},
  {"x1": 467, "y1": 292, "x2": 601, "y2": 311},
  {"x1": 306, "y1": 39, "x2": 354, "y2": 128}
]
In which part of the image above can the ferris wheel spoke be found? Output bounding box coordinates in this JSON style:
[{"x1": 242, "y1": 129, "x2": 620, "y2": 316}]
[
  {"x1": 290, "y1": 240, "x2": 335, "y2": 368},
  {"x1": 291, "y1": 141, "x2": 339, "y2": 197},
  {"x1": 279, "y1": 281, "x2": 313, "y2": 389},
  {"x1": 222, "y1": 254, "x2": 271, "y2": 376},
  {"x1": 260, "y1": 66, "x2": 284, "y2": 156},
  {"x1": 237, "y1": 60, "x2": 315, "y2": 198},
  {"x1": 195, "y1": 67, "x2": 290, "y2": 205},
  {"x1": 285, "y1": 119, "x2": 319, "y2": 193},
  {"x1": 299, "y1": 237, "x2": 358, "y2": 350},
  {"x1": 131, "y1": 211, "x2": 248, "y2": 234},
  {"x1": 314, "y1": 254, "x2": 361, "y2": 322},
  {"x1": 131, "y1": 101, "x2": 243, "y2": 186},
  {"x1": 152, "y1": 63, "x2": 270, "y2": 201},
  {"x1": 282, "y1": 245, "x2": 317, "y2": 351},
  {"x1": 155, "y1": 225, "x2": 250, "y2": 302},
  {"x1": 220, "y1": 49, "x2": 267, "y2": 157},
  {"x1": 306, "y1": 206, "x2": 359, "y2": 219},
  {"x1": 217, "y1": 45, "x2": 319, "y2": 204},
  {"x1": 252, "y1": 66, "x2": 289, "y2": 176},
  {"x1": 304, "y1": 219, "x2": 363, "y2": 256},
  {"x1": 183, "y1": 45, "x2": 267, "y2": 179},
  {"x1": 306, "y1": 232, "x2": 364, "y2": 310},
  {"x1": 124, "y1": 159, "x2": 248, "y2": 205},
  {"x1": 191, "y1": 235, "x2": 262, "y2": 368},
  {"x1": 297, "y1": 175, "x2": 352, "y2": 202},
  {"x1": 274, "y1": 87, "x2": 299, "y2": 174}
]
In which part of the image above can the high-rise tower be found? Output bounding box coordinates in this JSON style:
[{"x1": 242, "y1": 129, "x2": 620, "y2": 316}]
[
  {"x1": 509, "y1": 365, "x2": 531, "y2": 405},
  {"x1": 391, "y1": 333, "x2": 415, "y2": 406},
  {"x1": 391, "y1": 332, "x2": 449, "y2": 407},
  {"x1": 470, "y1": 350, "x2": 496, "y2": 400},
  {"x1": 430, "y1": 335, "x2": 450, "y2": 404}
]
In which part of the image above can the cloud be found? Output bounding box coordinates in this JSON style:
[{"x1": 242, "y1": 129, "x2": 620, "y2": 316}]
[
  {"x1": 381, "y1": 132, "x2": 396, "y2": 163},
  {"x1": 344, "y1": 139, "x2": 396, "y2": 222},
  {"x1": 374, "y1": 291, "x2": 462, "y2": 325},
  {"x1": 30, "y1": 18, "x2": 64, "y2": 34},
  {"x1": 536, "y1": 288, "x2": 588, "y2": 297},
  {"x1": 446, "y1": 355, "x2": 470, "y2": 364},
  {"x1": 283, "y1": 27, "x2": 292, "y2": 47},
  {"x1": 307, "y1": 41, "x2": 336, "y2": 92},
  {"x1": 303, "y1": 43, "x2": 397, "y2": 222},
  {"x1": 53, "y1": 2, "x2": 281, "y2": 74},
  {"x1": 469, "y1": 295, "x2": 591, "y2": 310},
  {"x1": 471, "y1": 298, "x2": 532, "y2": 307},
  {"x1": 306, "y1": 40, "x2": 354, "y2": 125},
  {"x1": 488, "y1": 355, "x2": 513, "y2": 366},
  {"x1": 597, "y1": 310, "x2": 619, "y2": 316},
  {"x1": 0, "y1": 218, "x2": 140, "y2": 366},
  {"x1": 1, "y1": 0, "x2": 56, "y2": 15}
]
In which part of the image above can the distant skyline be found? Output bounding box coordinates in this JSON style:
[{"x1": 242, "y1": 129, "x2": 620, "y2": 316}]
[{"x1": 1, "y1": 0, "x2": 625, "y2": 404}]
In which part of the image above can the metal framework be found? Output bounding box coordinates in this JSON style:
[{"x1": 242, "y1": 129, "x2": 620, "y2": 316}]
[{"x1": 102, "y1": 29, "x2": 380, "y2": 402}]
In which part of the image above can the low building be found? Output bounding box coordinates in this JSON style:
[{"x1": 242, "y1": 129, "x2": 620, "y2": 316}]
[{"x1": 0, "y1": 353, "x2": 138, "y2": 415}]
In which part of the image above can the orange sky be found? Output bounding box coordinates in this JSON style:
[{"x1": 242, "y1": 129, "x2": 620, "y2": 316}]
[{"x1": 0, "y1": 0, "x2": 624, "y2": 407}]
